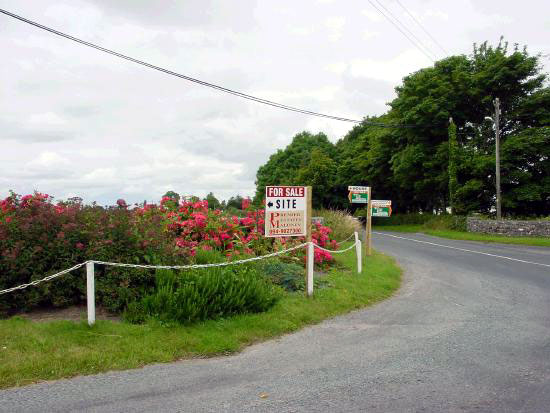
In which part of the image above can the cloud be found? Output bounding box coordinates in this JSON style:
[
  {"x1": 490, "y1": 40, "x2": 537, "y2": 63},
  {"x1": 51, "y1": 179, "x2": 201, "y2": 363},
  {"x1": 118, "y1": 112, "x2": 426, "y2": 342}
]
[
  {"x1": 349, "y1": 49, "x2": 431, "y2": 83},
  {"x1": 28, "y1": 112, "x2": 67, "y2": 126},
  {"x1": 31, "y1": 151, "x2": 71, "y2": 168},
  {"x1": 362, "y1": 9, "x2": 383, "y2": 22},
  {"x1": 325, "y1": 16, "x2": 346, "y2": 41},
  {"x1": 1, "y1": 0, "x2": 548, "y2": 205}
]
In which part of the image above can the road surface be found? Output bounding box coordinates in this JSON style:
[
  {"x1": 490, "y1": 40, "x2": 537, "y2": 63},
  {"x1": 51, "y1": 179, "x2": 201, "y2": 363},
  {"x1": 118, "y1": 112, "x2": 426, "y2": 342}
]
[{"x1": 2, "y1": 232, "x2": 549, "y2": 412}]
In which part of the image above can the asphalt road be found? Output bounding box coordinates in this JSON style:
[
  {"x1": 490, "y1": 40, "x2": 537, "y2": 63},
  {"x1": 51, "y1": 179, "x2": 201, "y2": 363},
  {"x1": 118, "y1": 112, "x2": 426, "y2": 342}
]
[{"x1": 2, "y1": 232, "x2": 549, "y2": 412}]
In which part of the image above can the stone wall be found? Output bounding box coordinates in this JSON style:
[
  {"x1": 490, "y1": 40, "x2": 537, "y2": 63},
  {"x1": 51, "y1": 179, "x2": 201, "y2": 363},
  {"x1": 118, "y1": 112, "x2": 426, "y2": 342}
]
[{"x1": 467, "y1": 217, "x2": 550, "y2": 237}]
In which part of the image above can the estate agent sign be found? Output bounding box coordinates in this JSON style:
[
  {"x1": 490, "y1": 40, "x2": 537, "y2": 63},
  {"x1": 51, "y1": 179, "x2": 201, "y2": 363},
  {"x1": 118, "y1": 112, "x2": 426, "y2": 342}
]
[
  {"x1": 265, "y1": 186, "x2": 308, "y2": 237},
  {"x1": 348, "y1": 186, "x2": 370, "y2": 204},
  {"x1": 371, "y1": 200, "x2": 392, "y2": 217}
]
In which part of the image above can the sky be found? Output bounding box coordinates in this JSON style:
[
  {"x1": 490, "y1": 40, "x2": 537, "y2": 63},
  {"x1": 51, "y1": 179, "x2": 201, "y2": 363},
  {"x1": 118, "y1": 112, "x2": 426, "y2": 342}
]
[{"x1": 1, "y1": 0, "x2": 549, "y2": 205}]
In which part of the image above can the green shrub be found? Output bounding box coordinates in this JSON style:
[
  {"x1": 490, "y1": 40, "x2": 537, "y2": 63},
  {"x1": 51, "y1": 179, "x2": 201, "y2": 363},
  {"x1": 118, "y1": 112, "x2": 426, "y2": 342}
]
[
  {"x1": 422, "y1": 215, "x2": 467, "y2": 231},
  {"x1": 369, "y1": 212, "x2": 468, "y2": 232},
  {"x1": 368, "y1": 213, "x2": 435, "y2": 227},
  {"x1": 259, "y1": 259, "x2": 305, "y2": 291},
  {"x1": 192, "y1": 248, "x2": 227, "y2": 264},
  {"x1": 0, "y1": 193, "x2": 177, "y2": 316},
  {"x1": 124, "y1": 266, "x2": 281, "y2": 324},
  {"x1": 312, "y1": 209, "x2": 360, "y2": 241}
]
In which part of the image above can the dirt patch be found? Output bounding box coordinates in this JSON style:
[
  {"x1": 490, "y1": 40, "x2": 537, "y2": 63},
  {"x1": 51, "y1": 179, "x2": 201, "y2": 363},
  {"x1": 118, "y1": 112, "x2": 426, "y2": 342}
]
[{"x1": 18, "y1": 305, "x2": 121, "y2": 323}]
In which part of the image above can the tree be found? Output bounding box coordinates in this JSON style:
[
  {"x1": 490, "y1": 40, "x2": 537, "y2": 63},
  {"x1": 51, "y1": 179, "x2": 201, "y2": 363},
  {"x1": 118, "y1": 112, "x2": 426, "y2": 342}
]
[
  {"x1": 448, "y1": 118, "x2": 458, "y2": 214},
  {"x1": 385, "y1": 39, "x2": 548, "y2": 214},
  {"x1": 204, "y1": 192, "x2": 221, "y2": 210},
  {"x1": 226, "y1": 195, "x2": 244, "y2": 210},
  {"x1": 163, "y1": 190, "x2": 180, "y2": 203},
  {"x1": 255, "y1": 38, "x2": 550, "y2": 216},
  {"x1": 254, "y1": 131, "x2": 336, "y2": 205},
  {"x1": 294, "y1": 148, "x2": 338, "y2": 208}
]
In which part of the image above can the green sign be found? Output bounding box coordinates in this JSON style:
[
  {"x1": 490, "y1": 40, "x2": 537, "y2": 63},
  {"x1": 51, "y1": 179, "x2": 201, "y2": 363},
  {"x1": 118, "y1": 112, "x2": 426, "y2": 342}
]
[
  {"x1": 350, "y1": 193, "x2": 369, "y2": 203},
  {"x1": 372, "y1": 207, "x2": 390, "y2": 217}
]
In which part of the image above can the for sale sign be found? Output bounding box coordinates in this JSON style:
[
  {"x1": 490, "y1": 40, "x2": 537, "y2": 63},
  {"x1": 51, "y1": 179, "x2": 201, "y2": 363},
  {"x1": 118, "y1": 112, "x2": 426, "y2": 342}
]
[
  {"x1": 371, "y1": 200, "x2": 392, "y2": 217},
  {"x1": 348, "y1": 186, "x2": 369, "y2": 193},
  {"x1": 265, "y1": 186, "x2": 308, "y2": 237},
  {"x1": 348, "y1": 186, "x2": 371, "y2": 204}
]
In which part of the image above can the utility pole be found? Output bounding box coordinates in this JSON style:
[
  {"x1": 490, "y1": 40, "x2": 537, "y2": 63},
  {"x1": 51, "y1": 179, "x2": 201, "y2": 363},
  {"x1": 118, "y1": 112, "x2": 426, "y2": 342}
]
[{"x1": 494, "y1": 98, "x2": 502, "y2": 220}]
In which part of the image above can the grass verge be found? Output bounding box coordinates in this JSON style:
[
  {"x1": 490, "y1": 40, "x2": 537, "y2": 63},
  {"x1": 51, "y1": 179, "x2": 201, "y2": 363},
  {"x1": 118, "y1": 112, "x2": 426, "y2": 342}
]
[
  {"x1": 0, "y1": 246, "x2": 401, "y2": 389},
  {"x1": 374, "y1": 225, "x2": 550, "y2": 247}
]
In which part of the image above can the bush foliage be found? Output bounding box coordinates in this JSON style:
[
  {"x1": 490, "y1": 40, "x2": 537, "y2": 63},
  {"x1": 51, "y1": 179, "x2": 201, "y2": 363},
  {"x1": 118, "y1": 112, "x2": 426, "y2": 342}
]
[
  {"x1": 124, "y1": 266, "x2": 281, "y2": 324},
  {"x1": 0, "y1": 191, "x2": 342, "y2": 317}
]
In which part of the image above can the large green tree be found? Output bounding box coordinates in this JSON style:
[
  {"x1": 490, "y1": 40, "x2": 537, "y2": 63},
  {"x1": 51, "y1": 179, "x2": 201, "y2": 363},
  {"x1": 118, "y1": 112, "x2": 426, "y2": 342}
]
[
  {"x1": 204, "y1": 192, "x2": 221, "y2": 210},
  {"x1": 254, "y1": 131, "x2": 336, "y2": 204},
  {"x1": 255, "y1": 39, "x2": 549, "y2": 216}
]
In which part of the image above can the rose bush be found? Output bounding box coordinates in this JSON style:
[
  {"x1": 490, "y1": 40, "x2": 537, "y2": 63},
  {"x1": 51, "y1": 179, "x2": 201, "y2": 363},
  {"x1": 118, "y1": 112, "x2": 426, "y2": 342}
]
[{"x1": 0, "y1": 192, "x2": 340, "y2": 316}]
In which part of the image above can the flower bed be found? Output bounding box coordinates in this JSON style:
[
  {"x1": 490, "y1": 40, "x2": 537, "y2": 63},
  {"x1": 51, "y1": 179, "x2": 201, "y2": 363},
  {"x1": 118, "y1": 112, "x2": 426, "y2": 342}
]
[{"x1": 0, "y1": 192, "x2": 341, "y2": 316}]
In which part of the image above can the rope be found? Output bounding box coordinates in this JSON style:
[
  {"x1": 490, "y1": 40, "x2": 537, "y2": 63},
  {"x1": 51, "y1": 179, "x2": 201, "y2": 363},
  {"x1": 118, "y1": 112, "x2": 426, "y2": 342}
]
[
  {"x1": 92, "y1": 243, "x2": 309, "y2": 269},
  {"x1": 0, "y1": 240, "x2": 363, "y2": 296},
  {"x1": 0, "y1": 243, "x2": 308, "y2": 295},
  {"x1": 313, "y1": 240, "x2": 359, "y2": 254},
  {"x1": 0, "y1": 261, "x2": 88, "y2": 295},
  {"x1": 335, "y1": 232, "x2": 357, "y2": 243}
]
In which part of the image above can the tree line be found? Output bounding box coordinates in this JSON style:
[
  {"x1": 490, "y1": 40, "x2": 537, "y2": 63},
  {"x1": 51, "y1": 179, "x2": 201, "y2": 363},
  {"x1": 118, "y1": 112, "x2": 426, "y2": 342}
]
[{"x1": 254, "y1": 39, "x2": 550, "y2": 217}]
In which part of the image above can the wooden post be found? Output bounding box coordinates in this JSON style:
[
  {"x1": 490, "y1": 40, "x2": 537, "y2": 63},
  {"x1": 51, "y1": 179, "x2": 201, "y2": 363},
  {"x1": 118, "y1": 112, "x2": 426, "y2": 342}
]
[
  {"x1": 86, "y1": 261, "x2": 95, "y2": 326},
  {"x1": 305, "y1": 186, "x2": 313, "y2": 297},
  {"x1": 354, "y1": 231, "x2": 362, "y2": 274},
  {"x1": 366, "y1": 187, "x2": 372, "y2": 256}
]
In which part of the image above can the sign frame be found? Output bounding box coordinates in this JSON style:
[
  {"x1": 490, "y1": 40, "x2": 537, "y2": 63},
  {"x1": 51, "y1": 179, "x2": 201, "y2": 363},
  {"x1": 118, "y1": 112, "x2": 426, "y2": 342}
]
[{"x1": 265, "y1": 186, "x2": 308, "y2": 238}]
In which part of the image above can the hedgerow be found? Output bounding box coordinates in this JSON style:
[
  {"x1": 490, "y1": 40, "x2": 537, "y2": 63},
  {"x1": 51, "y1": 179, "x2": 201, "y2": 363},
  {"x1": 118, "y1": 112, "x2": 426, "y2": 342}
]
[{"x1": 0, "y1": 192, "x2": 341, "y2": 317}]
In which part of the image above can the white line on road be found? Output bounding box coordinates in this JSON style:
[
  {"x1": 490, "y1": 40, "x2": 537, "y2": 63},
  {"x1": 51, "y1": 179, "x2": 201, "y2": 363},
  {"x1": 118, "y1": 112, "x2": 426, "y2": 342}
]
[{"x1": 374, "y1": 232, "x2": 550, "y2": 268}]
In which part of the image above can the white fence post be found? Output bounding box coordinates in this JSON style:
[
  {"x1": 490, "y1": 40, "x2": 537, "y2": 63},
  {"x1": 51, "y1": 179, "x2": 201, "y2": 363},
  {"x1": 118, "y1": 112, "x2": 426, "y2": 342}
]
[
  {"x1": 354, "y1": 231, "x2": 362, "y2": 274},
  {"x1": 307, "y1": 242, "x2": 314, "y2": 296},
  {"x1": 86, "y1": 261, "x2": 95, "y2": 326}
]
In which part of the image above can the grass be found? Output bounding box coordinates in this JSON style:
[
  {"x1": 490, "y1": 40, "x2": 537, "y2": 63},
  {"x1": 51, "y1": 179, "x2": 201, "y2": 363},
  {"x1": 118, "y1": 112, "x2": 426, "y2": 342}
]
[
  {"x1": 374, "y1": 225, "x2": 550, "y2": 247},
  {"x1": 0, "y1": 245, "x2": 401, "y2": 389}
]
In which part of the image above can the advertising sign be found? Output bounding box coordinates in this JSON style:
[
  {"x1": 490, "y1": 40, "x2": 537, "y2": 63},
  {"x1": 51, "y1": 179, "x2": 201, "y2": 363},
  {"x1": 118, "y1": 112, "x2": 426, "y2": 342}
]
[
  {"x1": 265, "y1": 186, "x2": 307, "y2": 237},
  {"x1": 348, "y1": 186, "x2": 370, "y2": 193},
  {"x1": 371, "y1": 200, "x2": 392, "y2": 217},
  {"x1": 348, "y1": 186, "x2": 370, "y2": 204},
  {"x1": 350, "y1": 193, "x2": 369, "y2": 203}
]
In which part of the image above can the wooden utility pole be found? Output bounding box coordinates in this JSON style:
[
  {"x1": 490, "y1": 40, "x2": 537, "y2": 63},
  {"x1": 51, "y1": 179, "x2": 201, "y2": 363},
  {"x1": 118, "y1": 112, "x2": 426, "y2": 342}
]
[{"x1": 494, "y1": 98, "x2": 502, "y2": 220}]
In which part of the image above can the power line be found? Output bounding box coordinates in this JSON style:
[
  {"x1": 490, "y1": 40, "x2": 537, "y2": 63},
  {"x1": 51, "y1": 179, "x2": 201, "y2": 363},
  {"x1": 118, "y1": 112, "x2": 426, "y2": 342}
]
[
  {"x1": 368, "y1": 0, "x2": 436, "y2": 62},
  {"x1": 0, "y1": 8, "x2": 436, "y2": 129},
  {"x1": 395, "y1": 0, "x2": 448, "y2": 56},
  {"x1": 373, "y1": 0, "x2": 438, "y2": 60}
]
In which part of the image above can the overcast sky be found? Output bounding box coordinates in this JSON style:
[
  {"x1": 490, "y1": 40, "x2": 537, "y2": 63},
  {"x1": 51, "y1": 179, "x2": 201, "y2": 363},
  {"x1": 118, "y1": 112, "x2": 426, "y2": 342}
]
[{"x1": 1, "y1": 0, "x2": 548, "y2": 204}]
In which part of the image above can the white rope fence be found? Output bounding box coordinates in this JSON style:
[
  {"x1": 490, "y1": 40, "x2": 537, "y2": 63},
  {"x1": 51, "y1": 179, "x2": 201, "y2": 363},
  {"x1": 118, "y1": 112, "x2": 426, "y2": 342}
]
[
  {"x1": 0, "y1": 232, "x2": 364, "y2": 325},
  {"x1": 0, "y1": 262, "x2": 88, "y2": 295},
  {"x1": 313, "y1": 242, "x2": 358, "y2": 254},
  {"x1": 92, "y1": 242, "x2": 309, "y2": 270},
  {"x1": 334, "y1": 232, "x2": 357, "y2": 244}
]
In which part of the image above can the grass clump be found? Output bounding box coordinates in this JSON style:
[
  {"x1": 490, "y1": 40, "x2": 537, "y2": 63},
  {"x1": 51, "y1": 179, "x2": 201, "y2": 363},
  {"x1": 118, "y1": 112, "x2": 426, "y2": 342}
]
[
  {"x1": 124, "y1": 266, "x2": 281, "y2": 324},
  {"x1": 313, "y1": 209, "x2": 361, "y2": 240}
]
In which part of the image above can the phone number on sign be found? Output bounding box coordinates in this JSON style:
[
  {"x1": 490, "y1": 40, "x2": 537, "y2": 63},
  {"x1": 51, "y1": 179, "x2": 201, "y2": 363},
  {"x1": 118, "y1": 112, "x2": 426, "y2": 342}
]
[{"x1": 269, "y1": 228, "x2": 304, "y2": 235}]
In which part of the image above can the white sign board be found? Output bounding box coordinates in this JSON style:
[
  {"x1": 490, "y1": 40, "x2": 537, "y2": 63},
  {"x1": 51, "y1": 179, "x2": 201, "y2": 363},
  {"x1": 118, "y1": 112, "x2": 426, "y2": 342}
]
[
  {"x1": 348, "y1": 186, "x2": 370, "y2": 194},
  {"x1": 371, "y1": 200, "x2": 391, "y2": 207},
  {"x1": 265, "y1": 186, "x2": 307, "y2": 237}
]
